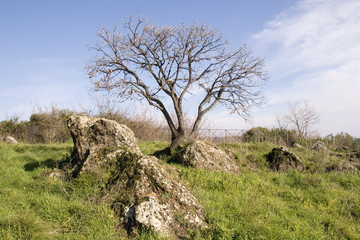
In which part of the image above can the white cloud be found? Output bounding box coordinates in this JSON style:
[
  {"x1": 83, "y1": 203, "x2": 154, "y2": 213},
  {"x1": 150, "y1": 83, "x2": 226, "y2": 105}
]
[{"x1": 252, "y1": 0, "x2": 360, "y2": 136}]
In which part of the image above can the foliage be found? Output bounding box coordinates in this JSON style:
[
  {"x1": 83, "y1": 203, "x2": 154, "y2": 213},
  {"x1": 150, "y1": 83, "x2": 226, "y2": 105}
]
[
  {"x1": 0, "y1": 106, "x2": 75, "y2": 143},
  {"x1": 323, "y1": 132, "x2": 360, "y2": 151},
  {"x1": 242, "y1": 127, "x2": 271, "y2": 143},
  {"x1": 242, "y1": 127, "x2": 299, "y2": 147},
  {"x1": 27, "y1": 107, "x2": 75, "y2": 143}
]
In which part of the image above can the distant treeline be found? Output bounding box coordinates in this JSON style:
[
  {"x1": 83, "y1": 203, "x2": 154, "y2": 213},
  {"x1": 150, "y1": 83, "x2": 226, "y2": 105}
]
[{"x1": 1, "y1": 106, "x2": 360, "y2": 151}]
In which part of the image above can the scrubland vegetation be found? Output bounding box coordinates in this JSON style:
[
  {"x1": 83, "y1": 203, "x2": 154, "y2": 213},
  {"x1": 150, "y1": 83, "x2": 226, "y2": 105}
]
[{"x1": 1, "y1": 107, "x2": 360, "y2": 239}]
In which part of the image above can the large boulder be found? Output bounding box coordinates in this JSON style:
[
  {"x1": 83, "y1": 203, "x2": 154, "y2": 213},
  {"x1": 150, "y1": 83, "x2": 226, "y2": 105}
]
[
  {"x1": 266, "y1": 147, "x2": 305, "y2": 171},
  {"x1": 109, "y1": 153, "x2": 208, "y2": 239},
  {"x1": 67, "y1": 115, "x2": 141, "y2": 176},
  {"x1": 67, "y1": 115, "x2": 208, "y2": 238},
  {"x1": 177, "y1": 140, "x2": 240, "y2": 173}
]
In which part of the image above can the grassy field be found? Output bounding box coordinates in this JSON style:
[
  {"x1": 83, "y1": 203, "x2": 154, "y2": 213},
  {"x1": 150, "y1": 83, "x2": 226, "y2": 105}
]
[{"x1": 0, "y1": 141, "x2": 359, "y2": 239}]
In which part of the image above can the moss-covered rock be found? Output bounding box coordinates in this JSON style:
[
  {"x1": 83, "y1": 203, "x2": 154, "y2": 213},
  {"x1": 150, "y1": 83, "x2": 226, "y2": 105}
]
[
  {"x1": 312, "y1": 141, "x2": 329, "y2": 154},
  {"x1": 67, "y1": 115, "x2": 141, "y2": 177},
  {"x1": 67, "y1": 115, "x2": 208, "y2": 238},
  {"x1": 108, "y1": 154, "x2": 208, "y2": 238},
  {"x1": 266, "y1": 147, "x2": 305, "y2": 171}
]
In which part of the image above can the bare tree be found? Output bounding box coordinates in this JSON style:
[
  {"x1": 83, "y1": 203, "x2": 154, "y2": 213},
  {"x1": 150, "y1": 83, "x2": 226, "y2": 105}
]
[
  {"x1": 279, "y1": 101, "x2": 320, "y2": 138},
  {"x1": 86, "y1": 17, "x2": 267, "y2": 151}
]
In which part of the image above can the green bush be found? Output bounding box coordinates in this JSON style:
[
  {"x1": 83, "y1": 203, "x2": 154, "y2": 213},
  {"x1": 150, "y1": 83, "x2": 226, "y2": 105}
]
[
  {"x1": 323, "y1": 132, "x2": 360, "y2": 151},
  {"x1": 269, "y1": 128, "x2": 299, "y2": 146},
  {"x1": 243, "y1": 127, "x2": 271, "y2": 143},
  {"x1": 0, "y1": 107, "x2": 76, "y2": 143},
  {"x1": 242, "y1": 127, "x2": 299, "y2": 147}
]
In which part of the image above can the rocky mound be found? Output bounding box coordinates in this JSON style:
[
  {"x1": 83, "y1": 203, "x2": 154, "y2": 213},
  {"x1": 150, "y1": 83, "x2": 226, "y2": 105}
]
[
  {"x1": 349, "y1": 151, "x2": 360, "y2": 162},
  {"x1": 108, "y1": 153, "x2": 207, "y2": 238},
  {"x1": 67, "y1": 115, "x2": 141, "y2": 177},
  {"x1": 266, "y1": 147, "x2": 305, "y2": 171},
  {"x1": 326, "y1": 162, "x2": 360, "y2": 173},
  {"x1": 312, "y1": 141, "x2": 329, "y2": 154},
  {"x1": 177, "y1": 140, "x2": 240, "y2": 173},
  {"x1": 67, "y1": 115, "x2": 208, "y2": 238}
]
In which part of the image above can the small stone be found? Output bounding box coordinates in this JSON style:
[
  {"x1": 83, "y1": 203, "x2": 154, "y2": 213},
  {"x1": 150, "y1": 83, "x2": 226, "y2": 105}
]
[
  {"x1": 49, "y1": 170, "x2": 62, "y2": 180},
  {"x1": 5, "y1": 136, "x2": 17, "y2": 144},
  {"x1": 293, "y1": 143, "x2": 302, "y2": 148}
]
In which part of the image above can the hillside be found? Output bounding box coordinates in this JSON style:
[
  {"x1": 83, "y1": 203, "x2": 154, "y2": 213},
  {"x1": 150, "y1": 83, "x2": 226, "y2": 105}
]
[{"x1": 1, "y1": 139, "x2": 359, "y2": 239}]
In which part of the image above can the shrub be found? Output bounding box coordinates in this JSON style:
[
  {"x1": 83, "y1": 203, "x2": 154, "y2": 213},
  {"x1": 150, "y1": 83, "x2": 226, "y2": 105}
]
[
  {"x1": 0, "y1": 106, "x2": 76, "y2": 143},
  {"x1": 242, "y1": 127, "x2": 299, "y2": 147},
  {"x1": 0, "y1": 116, "x2": 27, "y2": 141},
  {"x1": 242, "y1": 127, "x2": 271, "y2": 143},
  {"x1": 269, "y1": 128, "x2": 299, "y2": 146},
  {"x1": 323, "y1": 132, "x2": 360, "y2": 151},
  {"x1": 26, "y1": 107, "x2": 75, "y2": 143}
]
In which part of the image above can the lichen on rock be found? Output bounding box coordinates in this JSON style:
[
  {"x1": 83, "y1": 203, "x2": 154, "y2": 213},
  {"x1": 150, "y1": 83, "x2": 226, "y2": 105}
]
[
  {"x1": 67, "y1": 115, "x2": 141, "y2": 177},
  {"x1": 326, "y1": 162, "x2": 360, "y2": 173},
  {"x1": 312, "y1": 141, "x2": 329, "y2": 154},
  {"x1": 67, "y1": 115, "x2": 208, "y2": 238},
  {"x1": 108, "y1": 154, "x2": 208, "y2": 239},
  {"x1": 176, "y1": 140, "x2": 240, "y2": 173}
]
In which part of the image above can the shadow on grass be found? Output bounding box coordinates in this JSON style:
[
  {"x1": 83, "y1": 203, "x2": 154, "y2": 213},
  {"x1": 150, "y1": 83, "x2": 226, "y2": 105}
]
[
  {"x1": 24, "y1": 157, "x2": 71, "y2": 172},
  {"x1": 152, "y1": 147, "x2": 171, "y2": 160}
]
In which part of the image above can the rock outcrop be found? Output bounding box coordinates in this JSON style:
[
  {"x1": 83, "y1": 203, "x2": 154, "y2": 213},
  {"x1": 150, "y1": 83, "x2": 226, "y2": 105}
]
[
  {"x1": 109, "y1": 153, "x2": 207, "y2": 238},
  {"x1": 5, "y1": 136, "x2": 17, "y2": 144},
  {"x1": 326, "y1": 162, "x2": 360, "y2": 173},
  {"x1": 177, "y1": 140, "x2": 240, "y2": 173},
  {"x1": 67, "y1": 115, "x2": 208, "y2": 238},
  {"x1": 266, "y1": 147, "x2": 305, "y2": 171},
  {"x1": 335, "y1": 163, "x2": 360, "y2": 173},
  {"x1": 312, "y1": 141, "x2": 329, "y2": 154},
  {"x1": 67, "y1": 115, "x2": 141, "y2": 176}
]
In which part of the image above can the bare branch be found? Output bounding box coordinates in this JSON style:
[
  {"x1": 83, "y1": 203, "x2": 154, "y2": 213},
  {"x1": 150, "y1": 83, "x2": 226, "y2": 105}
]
[
  {"x1": 280, "y1": 100, "x2": 320, "y2": 138},
  {"x1": 86, "y1": 17, "x2": 267, "y2": 149}
]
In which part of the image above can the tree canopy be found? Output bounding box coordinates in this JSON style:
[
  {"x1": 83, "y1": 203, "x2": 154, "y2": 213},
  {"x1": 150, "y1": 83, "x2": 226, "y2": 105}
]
[{"x1": 87, "y1": 17, "x2": 267, "y2": 150}]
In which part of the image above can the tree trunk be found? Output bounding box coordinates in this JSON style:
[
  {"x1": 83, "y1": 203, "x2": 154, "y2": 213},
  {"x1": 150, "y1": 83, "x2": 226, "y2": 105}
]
[{"x1": 169, "y1": 130, "x2": 186, "y2": 153}]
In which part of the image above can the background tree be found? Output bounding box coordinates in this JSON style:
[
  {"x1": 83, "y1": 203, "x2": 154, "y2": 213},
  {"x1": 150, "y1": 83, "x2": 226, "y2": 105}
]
[
  {"x1": 87, "y1": 17, "x2": 267, "y2": 150},
  {"x1": 277, "y1": 100, "x2": 320, "y2": 138}
]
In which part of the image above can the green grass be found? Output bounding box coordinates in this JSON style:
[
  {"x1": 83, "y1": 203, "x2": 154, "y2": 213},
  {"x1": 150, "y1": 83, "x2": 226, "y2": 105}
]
[
  {"x1": 0, "y1": 142, "x2": 119, "y2": 239},
  {"x1": 1, "y1": 141, "x2": 359, "y2": 239},
  {"x1": 179, "y1": 168, "x2": 360, "y2": 239}
]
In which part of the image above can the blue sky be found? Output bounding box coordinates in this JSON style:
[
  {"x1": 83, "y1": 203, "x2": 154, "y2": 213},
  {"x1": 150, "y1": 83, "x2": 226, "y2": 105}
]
[{"x1": 1, "y1": 0, "x2": 359, "y2": 137}]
